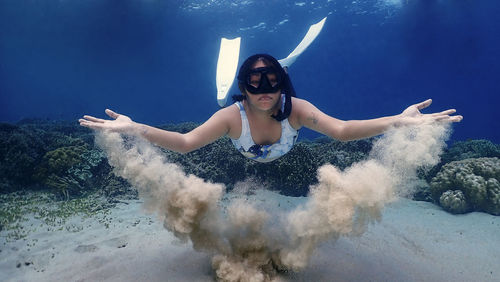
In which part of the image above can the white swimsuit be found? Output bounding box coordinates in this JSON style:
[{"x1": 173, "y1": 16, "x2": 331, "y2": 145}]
[{"x1": 231, "y1": 95, "x2": 299, "y2": 162}]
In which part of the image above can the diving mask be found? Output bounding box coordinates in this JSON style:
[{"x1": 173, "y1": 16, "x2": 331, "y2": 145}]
[{"x1": 245, "y1": 67, "x2": 283, "y2": 94}]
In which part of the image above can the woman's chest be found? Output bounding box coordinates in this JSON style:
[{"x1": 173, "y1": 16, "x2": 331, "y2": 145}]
[{"x1": 247, "y1": 118, "x2": 282, "y2": 145}]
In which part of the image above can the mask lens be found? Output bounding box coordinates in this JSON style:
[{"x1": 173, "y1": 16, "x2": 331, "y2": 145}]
[
  {"x1": 266, "y1": 72, "x2": 279, "y2": 87},
  {"x1": 248, "y1": 72, "x2": 262, "y2": 88}
]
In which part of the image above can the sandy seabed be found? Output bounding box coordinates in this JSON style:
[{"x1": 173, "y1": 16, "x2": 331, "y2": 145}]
[{"x1": 1, "y1": 190, "x2": 499, "y2": 282}]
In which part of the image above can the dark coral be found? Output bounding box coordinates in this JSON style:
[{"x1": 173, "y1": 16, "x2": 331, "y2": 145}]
[
  {"x1": 0, "y1": 120, "x2": 104, "y2": 197},
  {"x1": 422, "y1": 139, "x2": 500, "y2": 182},
  {"x1": 34, "y1": 145, "x2": 106, "y2": 199},
  {"x1": 248, "y1": 143, "x2": 319, "y2": 196},
  {"x1": 442, "y1": 139, "x2": 500, "y2": 163},
  {"x1": 2, "y1": 118, "x2": 498, "y2": 215}
]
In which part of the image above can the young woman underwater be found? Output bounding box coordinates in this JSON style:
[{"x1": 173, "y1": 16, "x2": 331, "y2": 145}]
[{"x1": 79, "y1": 54, "x2": 463, "y2": 162}]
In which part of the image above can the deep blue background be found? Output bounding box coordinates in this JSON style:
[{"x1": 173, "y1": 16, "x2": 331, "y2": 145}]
[{"x1": 1, "y1": 0, "x2": 499, "y2": 142}]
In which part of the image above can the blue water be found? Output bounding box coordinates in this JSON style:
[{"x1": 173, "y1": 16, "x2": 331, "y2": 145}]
[{"x1": 1, "y1": 0, "x2": 499, "y2": 142}]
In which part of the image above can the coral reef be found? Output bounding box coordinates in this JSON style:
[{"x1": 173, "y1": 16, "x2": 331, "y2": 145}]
[
  {"x1": 439, "y1": 190, "x2": 469, "y2": 214},
  {"x1": 0, "y1": 120, "x2": 91, "y2": 192},
  {"x1": 34, "y1": 145, "x2": 106, "y2": 199},
  {"x1": 422, "y1": 139, "x2": 500, "y2": 182},
  {"x1": 441, "y1": 139, "x2": 500, "y2": 163},
  {"x1": 159, "y1": 127, "x2": 372, "y2": 196},
  {"x1": 0, "y1": 120, "x2": 373, "y2": 198},
  {"x1": 249, "y1": 143, "x2": 319, "y2": 195},
  {"x1": 0, "y1": 120, "x2": 106, "y2": 198},
  {"x1": 430, "y1": 157, "x2": 500, "y2": 215},
  {"x1": 97, "y1": 172, "x2": 137, "y2": 201},
  {"x1": 163, "y1": 136, "x2": 248, "y2": 187},
  {"x1": 410, "y1": 179, "x2": 433, "y2": 202},
  {"x1": 1, "y1": 119, "x2": 499, "y2": 218}
]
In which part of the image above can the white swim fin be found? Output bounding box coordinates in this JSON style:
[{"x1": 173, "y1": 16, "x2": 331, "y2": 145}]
[
  {"x1": 216, "y1": 37, "x2": 241, "y2": 107},
  {"x1": 278, "y1": 17, "x2": 327, "y2": 68},
  {"x1": 215, "y1": 17, "x2": 326, "y2": 106}
]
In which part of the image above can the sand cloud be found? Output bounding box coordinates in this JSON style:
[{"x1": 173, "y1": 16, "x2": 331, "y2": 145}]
[{"x1": 95, "y1": 122, "x2": 450, "y2": 281}]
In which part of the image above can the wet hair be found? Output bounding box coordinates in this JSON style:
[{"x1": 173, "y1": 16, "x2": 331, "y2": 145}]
[{"x1": 232, "y1": 54, "x2": 296, "y2": 121}]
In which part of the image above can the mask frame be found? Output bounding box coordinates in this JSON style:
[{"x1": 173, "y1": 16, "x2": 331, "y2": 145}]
[{"x1": 244, "y1": 66, "x2": 283, "y2": 94}]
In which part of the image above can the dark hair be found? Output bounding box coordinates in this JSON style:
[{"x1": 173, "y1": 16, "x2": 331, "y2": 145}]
[{"x1": 232, "y1": 54, "x2": 296, "y2": 121}]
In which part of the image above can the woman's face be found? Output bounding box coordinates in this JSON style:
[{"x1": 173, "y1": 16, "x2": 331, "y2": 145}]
[{"x1": 244, "y1": 60, "x2": 281, "y2": 112}]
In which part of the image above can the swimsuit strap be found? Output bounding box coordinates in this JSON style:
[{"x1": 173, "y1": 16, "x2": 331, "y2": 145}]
[{"x1": 235, "y1": 101, "x2": 251, "y2": 140}]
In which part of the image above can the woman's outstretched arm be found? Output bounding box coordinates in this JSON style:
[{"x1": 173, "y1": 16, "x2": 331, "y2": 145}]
[
  {"x1": 79, "y1": 107, "x2": 234, "y2": 153},
  {"x1": 293, "y1": 98, "x2": 463, "y2": 142}
]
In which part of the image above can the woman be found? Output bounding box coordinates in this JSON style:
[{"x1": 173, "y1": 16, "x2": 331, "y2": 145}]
[{"x1": 79, "y1": 54, "x2": 463, "y2": 162}]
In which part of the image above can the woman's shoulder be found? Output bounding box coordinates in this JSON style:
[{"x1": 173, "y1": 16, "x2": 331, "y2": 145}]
[
  {"x1": 291, "y1": 97, "x2": 311, "y2": 115},
  {"x1": 215, "y1": 103, "x2": 242, "y2": 139},
  {"x1": 291, "y1": 96, "x2": 320, "y2": 114},
  {"x1": 217, "y1": 103, "x2": 240, "y2": 116},
  {"x1": 291, "y1": 96, "x2": 310, "y2": 107},
  {"x1": 289, "y1": 97, "x2": 308, "y2": 130},
  {"x1": 289, "y1": 97, "x2": 322, "y2": 129}
]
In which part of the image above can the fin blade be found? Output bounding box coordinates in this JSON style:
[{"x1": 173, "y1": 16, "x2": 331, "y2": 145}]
[
  {"x1": 279, "y1": 17, "x2": 327, "y2": 68},
  {"x1": 216, "y1": 37, "x2": 241, "y2": 107}
]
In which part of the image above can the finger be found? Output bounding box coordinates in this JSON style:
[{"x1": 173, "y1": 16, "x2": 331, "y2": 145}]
[
  {"x1": 79, "y1": 120, "x2": 93, "y2": 129},
  {"x1": 431, "y1": 109, "x2": 456, "y2": 117},
  {"x1": 416, "y1": 99, "x2": 432, "y2": 110},
  {"x1": 79, "y1": 120, "x2": 104, "y2": 130},
  {"x1": 435, "y1": 115, "x2": 463, "y2": 123},
  {"x1": 434, "y1": 116, "x2": 448, "y2": 122},
  {"x1": 82, "y1": 115, "x2": 106, "y2": 123},
  {"x1": 79, "y1": 118, "x2": 101, "y2": 125},
  {"x1": 105, "y1": 109, "x2": 120, "y2": 119}
]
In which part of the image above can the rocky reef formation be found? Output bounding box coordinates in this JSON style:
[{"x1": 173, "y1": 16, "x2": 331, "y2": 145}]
[
  {"x1": 430, "y1": 157, "x2": 500, "y2": 215},
  {"x1": 1, "y1": 119, "x2": 499, "y2": 216},
  {"x1": 160, "y1": 125, "x2": 373, "y2": 196},
  {"x1": 0, "y1": 120, "x2": 372, "y2": 198},
  {"x1": 441, "y1": 139, "x2": 500, "y2": 162},
  {"x1": 412, "y1": 139, "x2": 500, "y2": 214},
  {"x1": 0, "y1": 120, "x2": 131, "y2": 199}
]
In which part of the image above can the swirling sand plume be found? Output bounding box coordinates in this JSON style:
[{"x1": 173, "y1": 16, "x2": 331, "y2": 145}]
[{"x1": 95, "y1": 122, "x2": 450, "y2": 281}]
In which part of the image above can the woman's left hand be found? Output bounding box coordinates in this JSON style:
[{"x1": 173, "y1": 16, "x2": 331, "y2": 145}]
[{"x1": 398, "y1": 99, "x2": 463, "y2": 126}]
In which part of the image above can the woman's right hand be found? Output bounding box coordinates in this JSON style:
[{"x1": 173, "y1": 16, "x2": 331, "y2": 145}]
[{"x1": 79, "y1": 109, "x2": 137, "y2": 133}]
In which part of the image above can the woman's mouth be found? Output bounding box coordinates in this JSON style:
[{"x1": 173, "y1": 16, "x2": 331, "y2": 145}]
[{"x1": 259, "y1": 95, "x2": 272, "y2": 101}]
